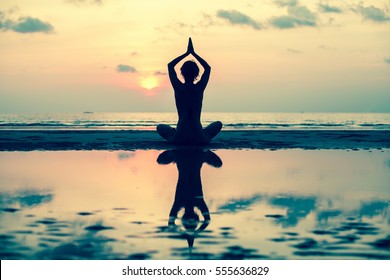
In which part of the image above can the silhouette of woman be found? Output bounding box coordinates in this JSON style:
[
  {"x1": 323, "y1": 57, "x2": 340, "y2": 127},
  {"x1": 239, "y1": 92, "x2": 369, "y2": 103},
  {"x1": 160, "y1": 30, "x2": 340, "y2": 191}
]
[
  {"x1": 157, "y1": 148, "x2": 223, "y2": 250},
  {"x1": 157, "y1": 38, "x2": 222, "y2": 145}
]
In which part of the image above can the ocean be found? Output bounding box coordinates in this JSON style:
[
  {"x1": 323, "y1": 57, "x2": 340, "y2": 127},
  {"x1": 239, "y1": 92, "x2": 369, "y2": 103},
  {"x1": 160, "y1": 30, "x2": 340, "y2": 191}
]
[{"x1": 0, "y1": 112, "x2": 390, "y2": 130}]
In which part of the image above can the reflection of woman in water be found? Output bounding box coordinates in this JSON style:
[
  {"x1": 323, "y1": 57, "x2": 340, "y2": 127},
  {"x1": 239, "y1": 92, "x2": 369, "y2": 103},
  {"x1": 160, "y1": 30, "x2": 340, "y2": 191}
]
[
  {"x1": 157, "y1": 148, "x2": 222, "y2": 249},
  {"x1": 157, "y1": 38, "x2": 222, "y2": 145}
]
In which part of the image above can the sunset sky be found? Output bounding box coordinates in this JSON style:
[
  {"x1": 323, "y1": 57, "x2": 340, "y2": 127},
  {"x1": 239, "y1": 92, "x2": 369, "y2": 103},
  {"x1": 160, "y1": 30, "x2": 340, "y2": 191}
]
[{"x1": 0, "y1": 0, "x2": 389, "y2": 113}]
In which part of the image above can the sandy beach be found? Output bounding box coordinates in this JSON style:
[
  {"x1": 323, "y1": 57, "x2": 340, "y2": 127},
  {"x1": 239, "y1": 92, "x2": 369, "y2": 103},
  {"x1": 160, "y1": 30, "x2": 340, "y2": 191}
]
[{"x1": 1, "y1": 130, "x2": 389, "y2": 151}]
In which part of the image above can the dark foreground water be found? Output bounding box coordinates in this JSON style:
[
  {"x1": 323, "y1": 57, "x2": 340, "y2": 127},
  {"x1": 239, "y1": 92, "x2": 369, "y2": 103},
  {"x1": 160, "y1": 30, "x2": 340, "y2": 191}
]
[{"x1": 0, "y1": 149, "x2": 389, "y2": 259}]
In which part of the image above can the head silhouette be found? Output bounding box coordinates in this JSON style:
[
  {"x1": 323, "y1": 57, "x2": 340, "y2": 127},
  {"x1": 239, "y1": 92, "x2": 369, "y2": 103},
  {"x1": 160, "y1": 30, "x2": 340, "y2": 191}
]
[
  {"x1": 180, "y1": 60, "x2": 199, "y2": 83},
  {"x1": 182, "y1": 209, "x2": 200, "y2": 231}
]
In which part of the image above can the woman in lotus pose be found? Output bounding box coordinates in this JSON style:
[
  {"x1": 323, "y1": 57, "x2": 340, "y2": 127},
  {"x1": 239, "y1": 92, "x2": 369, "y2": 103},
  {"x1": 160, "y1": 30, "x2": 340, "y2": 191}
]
[{"x1": 157, "y1": 38, "x2": 222, "y2": 144}]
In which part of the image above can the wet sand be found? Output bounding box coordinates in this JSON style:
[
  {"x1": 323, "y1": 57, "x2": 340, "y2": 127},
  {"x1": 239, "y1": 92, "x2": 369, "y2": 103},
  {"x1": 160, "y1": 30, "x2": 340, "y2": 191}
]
[
  {"x1": 0, "y1": 129, "x2": 389, "y2": 151},
  {"x1": 1, "y1": 149, "x2": 389, "y2": 260}
]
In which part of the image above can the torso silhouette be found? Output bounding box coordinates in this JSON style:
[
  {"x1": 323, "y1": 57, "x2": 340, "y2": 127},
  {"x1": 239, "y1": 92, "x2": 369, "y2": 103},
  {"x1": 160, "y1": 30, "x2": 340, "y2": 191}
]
[
  {"x1": 173, "y1": 149, "x2": 204, "y2": 208},
  {"x1": 174, "y1": 83, "x2": 206, "y2": 144}
]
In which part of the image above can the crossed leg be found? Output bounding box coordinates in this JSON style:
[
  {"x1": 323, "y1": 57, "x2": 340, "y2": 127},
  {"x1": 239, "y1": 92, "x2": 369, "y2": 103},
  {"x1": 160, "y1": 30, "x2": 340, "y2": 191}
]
[
  {"x1": 157, "y1": 124, "x2": 175, "y2": 142},
  {"x1": 203, "y1": 121, "x2": 223, "y2": 142},
  {"x1": 157, "y1": 121, "x2": 222, "y2": 144}
]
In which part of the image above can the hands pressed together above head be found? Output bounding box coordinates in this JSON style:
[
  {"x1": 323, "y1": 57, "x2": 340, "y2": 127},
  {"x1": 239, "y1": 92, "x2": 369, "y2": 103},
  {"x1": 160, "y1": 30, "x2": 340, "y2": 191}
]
[{"x1": 186, "y1": 37, "x2": 195, "y2": 55}]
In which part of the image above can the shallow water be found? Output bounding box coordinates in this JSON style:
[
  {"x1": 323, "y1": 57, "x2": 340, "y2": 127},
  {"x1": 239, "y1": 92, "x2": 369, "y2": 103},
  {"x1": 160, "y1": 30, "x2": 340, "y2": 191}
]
[
  {"x1": 1, "y1": 112, "x2": 390, "y2": 130},
  {"x1": 0, "y1": 149, "x2": 389, "y2": 260}
]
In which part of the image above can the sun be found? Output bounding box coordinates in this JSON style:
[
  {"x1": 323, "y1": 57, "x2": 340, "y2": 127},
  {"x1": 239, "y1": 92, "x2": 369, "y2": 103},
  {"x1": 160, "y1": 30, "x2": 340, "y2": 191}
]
[{"x1": 140, "y1": 77, "x2": 159, "y2": 90}]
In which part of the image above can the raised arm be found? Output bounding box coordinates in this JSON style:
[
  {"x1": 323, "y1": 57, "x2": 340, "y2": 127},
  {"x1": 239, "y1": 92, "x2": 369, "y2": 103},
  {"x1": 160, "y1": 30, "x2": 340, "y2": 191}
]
[
  {"x1": 168, "y1": 52, "x2": 188, "y2": 88},
  {"x1": 188, "y1": 38, "x2": 211, "y2": 89}
]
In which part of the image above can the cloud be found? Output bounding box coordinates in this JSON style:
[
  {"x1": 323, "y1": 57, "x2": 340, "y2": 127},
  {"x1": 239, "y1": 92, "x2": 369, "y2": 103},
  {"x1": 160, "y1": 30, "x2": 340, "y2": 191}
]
[
  {"x1": 270, "y1": 5, "x2": 317, "y2": 29},
  {"x1": 154, "y1": 71, "x2": 167, "y2": 76},
  {"x1": 385, "y1": 58, "x2": 390, "y2": 65},
  {"x1": 318, "y1": 3, "x2": 342, "y2": 13},
  {"x1": 325, "y1": 16, "x2": 344, "y2": 27},
  {"x1": 287, "y1": 48, "x2": 301, "y2": 54},
  {"x1": 0, "y1": 13, "x2": 54, "y2": 33},
  {"x1": 354, "y1": 4, "x2": 390, "y2": 23},
  {"x1": 217, "y1": 9, "x2": 262, "y2": 30},
  {"x1": 270, "y1": 16, "x2": 297, "y2": 28},
  {"x1": 0, "y1": 12, "x2": 12, "y2": 30},
  {"x1": 273, "y1": 0, "x2": 298, "y2": 7},
  {"x1": 11, "y1": 17, "x2": 54, "y2": 33},
  {"x1": 116, "y1": 64, "x2": 137, "y2": 73}
]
